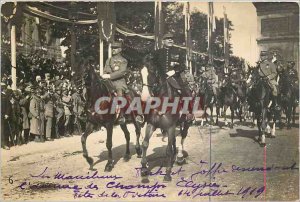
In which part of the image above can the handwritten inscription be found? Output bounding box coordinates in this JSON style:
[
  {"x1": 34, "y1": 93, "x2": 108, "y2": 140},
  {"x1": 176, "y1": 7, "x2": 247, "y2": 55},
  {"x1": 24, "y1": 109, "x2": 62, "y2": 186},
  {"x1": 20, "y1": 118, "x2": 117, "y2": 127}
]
[{"x1": 13, "y1": 161, "x2": 298, "y2": 199}]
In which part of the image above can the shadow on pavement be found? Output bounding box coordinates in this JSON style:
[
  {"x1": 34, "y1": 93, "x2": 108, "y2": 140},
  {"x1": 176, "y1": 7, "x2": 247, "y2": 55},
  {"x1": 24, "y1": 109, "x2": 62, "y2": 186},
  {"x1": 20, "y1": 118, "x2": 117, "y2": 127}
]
[
  {"x1": 230, "y1": 128, "x2": 260, "y2": 144},
  {"x1": 93, "y1": 142, "x2": 136, "y2": 168}
]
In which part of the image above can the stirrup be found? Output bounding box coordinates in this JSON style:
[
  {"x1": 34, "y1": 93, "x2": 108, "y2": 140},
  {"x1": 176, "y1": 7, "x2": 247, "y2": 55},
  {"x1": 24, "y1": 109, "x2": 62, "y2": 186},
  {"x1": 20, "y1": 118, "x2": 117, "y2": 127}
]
[
  {"x1": 136, "y1": 115, "x2": 144, "y2": 124},
  {"x1": 268, "y1": 100, "x2": 272, "y2": 108},
  {"x1": 118, "y1": 116, "x2": 126, "y2": 124}
]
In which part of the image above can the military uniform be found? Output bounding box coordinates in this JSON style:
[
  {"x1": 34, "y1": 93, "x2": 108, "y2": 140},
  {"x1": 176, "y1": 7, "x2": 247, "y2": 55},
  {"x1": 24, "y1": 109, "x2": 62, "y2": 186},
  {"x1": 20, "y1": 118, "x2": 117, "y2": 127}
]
[
  {"x1": 202, "y1": 67, "x2": 218, "y2": 95},
  {"x1": 152, "y1": 45, "x2": 192, "y2": 97},
  {"x1": 29, "y1": 93, "x2": 41, "y2": 136},
  {"x1": 72, "y1": 90, "x2": 84, "y2": 135},
  {"x1": 54, "y1": 91, "x2": 64, "y2": 138},
  {"x1": 19, "y1": 93, "x2": 30, "y2": 143},
  {"x1": 62, "y1": 91, "x2": 72, "y2": 136},
  {"x1": 259, "y1": 60, "x2": 278, "y2": 96},
  {"x1": 104, "y1": 50, "x2": 128, "y2": 96},
  {"x1": 286, "y1": 62, "x2": 298, "y2": 85},
  {"x1": 44, "y1": 92, "x2": 54, "y2": 140}
]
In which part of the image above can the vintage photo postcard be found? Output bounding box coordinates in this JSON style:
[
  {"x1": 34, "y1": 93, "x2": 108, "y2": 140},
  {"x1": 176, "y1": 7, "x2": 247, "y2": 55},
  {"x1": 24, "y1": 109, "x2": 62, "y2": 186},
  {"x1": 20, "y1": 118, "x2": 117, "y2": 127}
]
[{"x1": 1, "y1": 1, "x2": 299, "y2": 201}]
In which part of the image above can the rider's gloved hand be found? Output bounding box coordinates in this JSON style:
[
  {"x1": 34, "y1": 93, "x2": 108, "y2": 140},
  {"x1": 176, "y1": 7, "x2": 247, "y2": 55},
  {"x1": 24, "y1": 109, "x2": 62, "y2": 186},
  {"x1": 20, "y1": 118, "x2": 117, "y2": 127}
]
[
  {"x1": 102, "y1": 74, "x2": 111, "y2": 79},
  {"x1": 166, "y1": 70, "x2": 175, "y2": 77}
]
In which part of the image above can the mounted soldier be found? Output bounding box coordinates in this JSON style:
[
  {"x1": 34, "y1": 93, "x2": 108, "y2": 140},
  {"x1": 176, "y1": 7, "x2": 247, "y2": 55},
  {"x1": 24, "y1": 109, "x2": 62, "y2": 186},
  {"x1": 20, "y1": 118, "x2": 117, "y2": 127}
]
[
  {"x1": 286, "y1": 61, "x2": 298, "y2": 87},
  {"x1": 150, "y1": 33, "x2": 194, "y2": 121},
  {"x1": 201, "y1": 64, "x2": 219, "y2": 103},
  {"x1": 151, "y1": 33, "x2": 192, "y2": 95},
  {"x1": 259, "y1": 51, "x2": 279, "y2": 108},
  {"x1": 102, "y1": 41, "x2": 128, "y2": 124}
]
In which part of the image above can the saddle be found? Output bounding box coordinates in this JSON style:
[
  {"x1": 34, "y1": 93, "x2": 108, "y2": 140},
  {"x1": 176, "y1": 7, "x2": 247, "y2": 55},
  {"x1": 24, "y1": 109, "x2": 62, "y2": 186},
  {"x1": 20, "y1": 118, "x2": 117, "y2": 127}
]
[{"x1": 167, "y1": 77, "x2": 183, "y2": 90}]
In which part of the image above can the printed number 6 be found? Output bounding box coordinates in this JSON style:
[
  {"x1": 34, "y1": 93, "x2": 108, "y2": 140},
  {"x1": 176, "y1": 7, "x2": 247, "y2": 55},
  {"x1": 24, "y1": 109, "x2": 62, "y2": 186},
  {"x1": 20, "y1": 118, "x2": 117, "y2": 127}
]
[{"x1": 9, "y1": 176, "x2": 13, "y2": 184}]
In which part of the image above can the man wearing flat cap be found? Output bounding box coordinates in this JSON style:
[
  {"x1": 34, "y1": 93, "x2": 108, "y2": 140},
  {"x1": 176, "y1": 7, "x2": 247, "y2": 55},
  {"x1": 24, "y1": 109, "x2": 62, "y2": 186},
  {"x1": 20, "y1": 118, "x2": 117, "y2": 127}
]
[
  {"x1": 102, "y1": 41, "x2": 128, "y2": 124},
  {"x1": 258, "y1": 51, "x2": 279, "y2": 108}
]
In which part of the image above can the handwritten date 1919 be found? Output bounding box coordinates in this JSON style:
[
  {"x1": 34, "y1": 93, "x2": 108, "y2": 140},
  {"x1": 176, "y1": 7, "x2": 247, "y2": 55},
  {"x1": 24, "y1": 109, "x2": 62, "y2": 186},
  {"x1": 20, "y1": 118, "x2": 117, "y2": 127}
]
[{"x1": 178, "y1": 186, "x2": 265, "y2": 199}]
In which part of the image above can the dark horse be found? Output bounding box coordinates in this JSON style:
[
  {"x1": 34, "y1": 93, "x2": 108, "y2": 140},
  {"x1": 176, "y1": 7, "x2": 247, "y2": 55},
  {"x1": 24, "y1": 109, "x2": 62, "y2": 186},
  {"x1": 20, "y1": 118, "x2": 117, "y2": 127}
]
[
  {"x1": 218, "y1": 78, "x2": 237, "y2": 128},
  {"x1": 279, "y1": 70, "x2": 298, "y2": 129},
  {"x1": 81, "y1": 64, "x2": 142, "y2": 171},
  {"x1": 248, "y1": 69, "x2": 278, "y2": 145},
  {"x1": 139, "y1": 58, "x2": 192, "y2": 182},
  {"x1": 198, "y1": 77, "x2": 219, "y2": 125}
]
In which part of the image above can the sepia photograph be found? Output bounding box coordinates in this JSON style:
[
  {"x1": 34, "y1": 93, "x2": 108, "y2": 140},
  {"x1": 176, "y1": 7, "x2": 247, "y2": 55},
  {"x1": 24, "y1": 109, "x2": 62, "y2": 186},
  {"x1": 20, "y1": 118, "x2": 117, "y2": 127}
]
[{"x1": 1, "y1": 1, "x2": 299, "y2": 201}]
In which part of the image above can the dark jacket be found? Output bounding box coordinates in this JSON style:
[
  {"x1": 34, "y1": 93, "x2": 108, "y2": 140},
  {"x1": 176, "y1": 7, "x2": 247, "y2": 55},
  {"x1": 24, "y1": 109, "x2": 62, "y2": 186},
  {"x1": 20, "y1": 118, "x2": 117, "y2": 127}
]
[{"x1": 153, "y1": 46, "x2": 186, "y2": 80}]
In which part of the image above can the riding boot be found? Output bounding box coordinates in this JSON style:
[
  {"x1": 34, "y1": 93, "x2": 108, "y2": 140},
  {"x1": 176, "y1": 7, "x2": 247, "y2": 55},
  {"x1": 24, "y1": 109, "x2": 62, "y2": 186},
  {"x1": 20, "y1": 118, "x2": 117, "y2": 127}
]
[
  {"x1": 118, "y1": 110, "x2": 126, "y2": 124},
  {"x1": 135, "y1": 114, "x2": 144, "y2": 124},
  {"x1": 273, "y1": 96, "x2": 280, "y2": 111}
]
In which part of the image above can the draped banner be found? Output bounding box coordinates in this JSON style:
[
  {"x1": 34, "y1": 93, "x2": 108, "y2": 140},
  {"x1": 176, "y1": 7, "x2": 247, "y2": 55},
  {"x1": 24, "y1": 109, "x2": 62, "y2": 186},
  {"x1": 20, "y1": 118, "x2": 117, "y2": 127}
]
[{"x1": 97, "y1": 2, "x2": 116, "y2": 42}]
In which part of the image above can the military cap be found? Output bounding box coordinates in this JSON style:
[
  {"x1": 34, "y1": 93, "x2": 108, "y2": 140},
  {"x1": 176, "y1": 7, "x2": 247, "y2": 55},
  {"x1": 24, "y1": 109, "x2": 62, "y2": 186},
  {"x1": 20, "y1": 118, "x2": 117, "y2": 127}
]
[
  {"x1": 288, "y1": 61, "x2": 295, "y2": 66},
  {"x1": 111, "y1": 42, "x2": 122, "y2": 48},
  {"x1": 260, "y1": 51, "x2": 268, "y2": 57},
  {"x1": 163, "y1": 33, "x2": 174, "y2": 40}
]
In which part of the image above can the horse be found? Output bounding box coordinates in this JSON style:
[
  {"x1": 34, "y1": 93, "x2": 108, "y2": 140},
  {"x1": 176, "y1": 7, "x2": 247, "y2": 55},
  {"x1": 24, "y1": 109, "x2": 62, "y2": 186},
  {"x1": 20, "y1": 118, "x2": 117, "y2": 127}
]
[
  {"x1": 218, "y1": 78, "x2": 237, "y2": 128},
  {"x1": 197, "y1": 77, "x2": 219, "y2": 126},
  {"x1": 278, "y1": 70, "x2": 298, "y2": 129},
  {"x1": 139, "y1": 56, "x2": 193, "y2": 182},
  {"x1": 81, "y1": 64, "x2": 142, "y2": 171},
  {"x1": 248, "y1": 68, "x2": 278, "y2": 145}
]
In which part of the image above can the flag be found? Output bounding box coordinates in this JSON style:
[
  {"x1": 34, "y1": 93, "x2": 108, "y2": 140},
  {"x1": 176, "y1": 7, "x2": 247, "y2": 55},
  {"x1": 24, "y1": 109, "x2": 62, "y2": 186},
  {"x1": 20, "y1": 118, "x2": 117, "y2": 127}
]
[
  {"x1": 154, "y1": 0, "x2": 163, "y2": 49},
  {"x1": 184, "y1": 2, "x2": 192, "y2": 70},
  {"x1": 209, "y1": 2, "x2": 216, "y2": 32},
  {"x1": 223, "y1": 6, "x2": 229, "y2": 68},
  {"x1": 97, "y1": 2, "x2": 116, "y2": 43},
  {"x1": 208, "y1": 2, "x2": 215, "y2": 64}
]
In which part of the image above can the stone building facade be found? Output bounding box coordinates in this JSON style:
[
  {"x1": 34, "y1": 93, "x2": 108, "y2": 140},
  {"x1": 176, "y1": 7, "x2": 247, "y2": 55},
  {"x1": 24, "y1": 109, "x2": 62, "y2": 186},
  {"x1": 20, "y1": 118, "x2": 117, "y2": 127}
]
[{"x1": 253, "y1": 2, "x2": 299, "y2": 70}]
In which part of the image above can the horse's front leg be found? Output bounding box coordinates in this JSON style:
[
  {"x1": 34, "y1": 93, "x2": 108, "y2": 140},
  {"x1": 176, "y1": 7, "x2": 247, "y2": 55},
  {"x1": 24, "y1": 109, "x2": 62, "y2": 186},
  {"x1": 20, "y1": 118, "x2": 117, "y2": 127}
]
[
  {"x1": 177, "y1": 121, "x2": 189, "y2": 165},
  {"x1": 81, "y1": 122, "x2": 95, "y2": 170},
  {"x1": 215, "y1": 104, "x2": 220, "y2": 126},
  {"x1": 133, "y1": 119, "x2": 142, "y2": 158},
  {"x1": 292, "y1": 103, "x2": 296, "y2": 125},
  {"x1": 141, "y1": 123, "x2": 156, "y2": 183},
  {"x1": 164, "y1": 125, "x2": 176, "y2": 182},
  {"x1": 120, "y1": 123, "x2": 131, "y2": 161},
  {"x1": 223, "y1": 105, "x2": 228, "y2": 126},
  {"x1": 209, "y1": 105, "x2": 214, "y2": 124},
  {"x1": 230, "y1": 106, "x2": 234, "y2": 128},
  {"x1": 105, "y1": 123, "x2": 114, "y2": 172}
]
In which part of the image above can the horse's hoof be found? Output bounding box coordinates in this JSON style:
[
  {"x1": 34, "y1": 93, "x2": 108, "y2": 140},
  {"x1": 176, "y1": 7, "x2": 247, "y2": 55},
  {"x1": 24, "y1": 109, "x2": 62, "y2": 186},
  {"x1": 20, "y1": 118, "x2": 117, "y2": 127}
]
[
  {"x1": 141, "y1": 177, "x2": 150, "y2": 184},
  {"x1": 89, "y1": 166, "x2": 97, "y2": 171},
  {"x1": 141, "y1": 168, "x2": 149, "y2": 177},
  {"x1": 176, "y1": 156, "x2": 186, "y2": 165},
  {"x1": 104, "y1": 162, "x2": 114, "y2": 172},
  {"x1": 123, "y1": 154, "x2": 131, "y2": 162},
  {"x1": 163, "y1": 175, "x2": 172, "y2": 182},
  {"x1": 260, "y1": 142, "x2": 266, "y2": 147},
  {"x1": 136, "y1": 147, "x2": 142, "y2": 157},
  {"x1": 83, "y1": 155, "x2": 94, "y2": 167}
]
